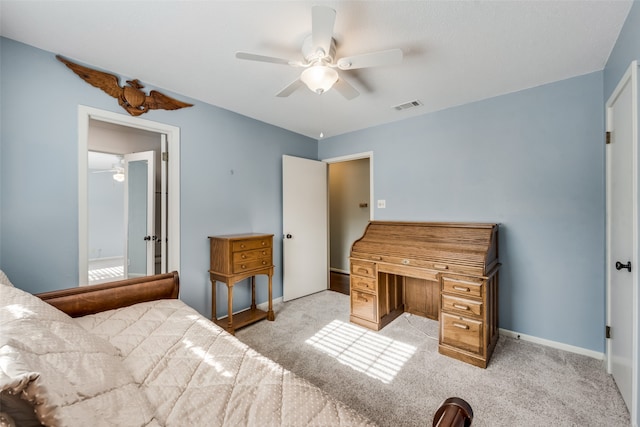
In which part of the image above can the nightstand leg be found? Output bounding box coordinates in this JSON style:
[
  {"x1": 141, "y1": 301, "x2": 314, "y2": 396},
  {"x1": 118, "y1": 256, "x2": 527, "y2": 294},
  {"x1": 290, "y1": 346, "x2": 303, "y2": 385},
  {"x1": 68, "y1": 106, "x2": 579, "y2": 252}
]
[
  {"x1": 211, "y1": 278, "x2": 217, "y2": 321},
  {"x1": 251, "y1": 276, "x2": 256, "y2": 310},
  {"x1": 227, "y1": 283, "x2": 234, "y2": 332},
  {"x1": 267, "y1": 271, "x2": 274, "y2": 321}
]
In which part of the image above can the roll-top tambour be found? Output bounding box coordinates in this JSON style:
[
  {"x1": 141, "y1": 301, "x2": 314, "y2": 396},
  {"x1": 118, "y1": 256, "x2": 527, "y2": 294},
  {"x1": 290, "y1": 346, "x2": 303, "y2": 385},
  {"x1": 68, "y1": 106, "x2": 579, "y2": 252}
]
[{"x1": 350, "y1": 221, "x2": 499, "y2": 276}]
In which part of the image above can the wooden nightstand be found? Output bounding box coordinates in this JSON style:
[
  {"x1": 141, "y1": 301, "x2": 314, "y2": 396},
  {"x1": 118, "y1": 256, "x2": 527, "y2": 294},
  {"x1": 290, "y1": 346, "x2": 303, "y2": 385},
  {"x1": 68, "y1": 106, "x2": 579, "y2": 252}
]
[{"x1": 209, "y1": 233, "x2": 275, "y2": 334}]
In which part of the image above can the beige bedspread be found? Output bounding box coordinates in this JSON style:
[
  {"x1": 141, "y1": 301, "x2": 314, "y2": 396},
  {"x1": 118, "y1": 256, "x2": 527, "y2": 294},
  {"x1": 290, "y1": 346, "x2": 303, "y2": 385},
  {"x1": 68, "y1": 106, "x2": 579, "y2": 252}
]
[
  {"x1": 1, "y1": 282, "x2": 373, "y2": 426},
  {"x1": 75, "y1": 299, "x2": 374, "y2": 426}
]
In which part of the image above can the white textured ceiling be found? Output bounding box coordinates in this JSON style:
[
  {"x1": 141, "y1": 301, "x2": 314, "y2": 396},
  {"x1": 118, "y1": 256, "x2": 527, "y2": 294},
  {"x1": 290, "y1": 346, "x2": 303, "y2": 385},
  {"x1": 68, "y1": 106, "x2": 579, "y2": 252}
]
[{"x1": 0, "y1": 1, "x2": 632, "y2": 139}]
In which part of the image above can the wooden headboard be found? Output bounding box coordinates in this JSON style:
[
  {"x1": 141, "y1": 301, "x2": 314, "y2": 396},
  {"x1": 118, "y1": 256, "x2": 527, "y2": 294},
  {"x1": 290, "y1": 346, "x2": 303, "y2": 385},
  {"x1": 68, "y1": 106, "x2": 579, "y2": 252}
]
[{"x1": 37, "y1": 271, "x2": 180, "y2": 317}]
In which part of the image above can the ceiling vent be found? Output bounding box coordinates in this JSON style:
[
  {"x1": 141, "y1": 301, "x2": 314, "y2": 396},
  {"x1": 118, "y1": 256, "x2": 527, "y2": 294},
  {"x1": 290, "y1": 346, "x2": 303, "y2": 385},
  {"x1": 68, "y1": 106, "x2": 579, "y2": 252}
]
[{"x1": 392, "y1": 100, "x2": 423, "y2": 111}]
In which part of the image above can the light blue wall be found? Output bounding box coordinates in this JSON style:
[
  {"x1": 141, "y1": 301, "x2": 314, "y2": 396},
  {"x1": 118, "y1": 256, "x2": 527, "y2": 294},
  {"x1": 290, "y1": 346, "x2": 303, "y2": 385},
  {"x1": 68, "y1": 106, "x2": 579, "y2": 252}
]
[
  {"x1": 319, "y1": 71, "x2": 605, "y2": 352},
  {"x1": 0, "y1": 37, "x2": 316, "y2": 317}
]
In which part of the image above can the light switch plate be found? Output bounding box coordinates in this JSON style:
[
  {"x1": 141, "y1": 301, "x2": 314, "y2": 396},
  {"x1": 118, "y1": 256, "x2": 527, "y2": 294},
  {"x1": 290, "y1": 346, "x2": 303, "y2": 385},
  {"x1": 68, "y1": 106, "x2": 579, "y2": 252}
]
[{"x1": 377, "y1": 200, "x2": 386, "y2": 208}]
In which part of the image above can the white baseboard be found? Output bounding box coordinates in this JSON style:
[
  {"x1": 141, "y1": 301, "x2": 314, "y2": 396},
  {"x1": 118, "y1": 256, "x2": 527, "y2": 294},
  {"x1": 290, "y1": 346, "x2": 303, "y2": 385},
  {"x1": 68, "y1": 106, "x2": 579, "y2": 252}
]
[{"x1": 499, "y1": 328, "x2": 605, "y2": 361}]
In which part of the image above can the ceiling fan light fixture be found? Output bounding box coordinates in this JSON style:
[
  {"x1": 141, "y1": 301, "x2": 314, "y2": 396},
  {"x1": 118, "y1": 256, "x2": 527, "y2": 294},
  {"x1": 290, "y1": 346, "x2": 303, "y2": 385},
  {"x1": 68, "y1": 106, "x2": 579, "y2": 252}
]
[
  {"x1": 300, "y1": 65, "x2": 338, "y2": 94},
  {"x1": 113, "y1": 171, "x2": 125, "y2": 182}
]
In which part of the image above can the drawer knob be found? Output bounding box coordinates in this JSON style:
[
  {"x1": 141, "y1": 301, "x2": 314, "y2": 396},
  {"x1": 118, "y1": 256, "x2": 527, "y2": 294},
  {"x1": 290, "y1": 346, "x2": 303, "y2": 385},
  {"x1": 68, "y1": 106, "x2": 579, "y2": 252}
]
[
  {"x1": 241, "y1": 264, "x2": 246, "y2": 269},
  {"x1": 453, "y1": 286, "x2": 470, "y2": 292},
  {"x1": 262, "y1": 261, "x2": 267, "y2": 265},
  {"x1": 262, "y1": 251, "x2": 266, "y2": 255},
  {"x1": 241, "y1": 254, "x2": 247, "y2": 259},
  {"x1": 261, "y1": 241, "x2": 266, "y2": 246},
  {"x1": 240, "y1": 244, "x2": 246, "y2": 249},
  {"x1": 453, "y1": 322, "x2": 469, "y2": 330},
  {"x1": 402, "y1": 259, "x2": 410, "y2": 265},
  {"x1": 453, "y1": 304, "x2": 469, "y2": 311}
]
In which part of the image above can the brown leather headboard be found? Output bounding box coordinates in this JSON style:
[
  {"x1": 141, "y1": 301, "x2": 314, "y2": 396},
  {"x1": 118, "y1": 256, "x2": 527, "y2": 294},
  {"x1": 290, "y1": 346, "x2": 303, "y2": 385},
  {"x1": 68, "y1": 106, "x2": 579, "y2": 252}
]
[{"x1": 37, "y1": 271, "x2": 180, "y2": 317}]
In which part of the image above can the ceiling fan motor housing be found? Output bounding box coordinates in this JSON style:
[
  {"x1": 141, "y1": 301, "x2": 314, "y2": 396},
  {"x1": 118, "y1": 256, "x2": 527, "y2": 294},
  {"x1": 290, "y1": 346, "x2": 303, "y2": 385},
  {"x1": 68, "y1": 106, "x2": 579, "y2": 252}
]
[{"x1": 302, "y1": 35, "x2": 336, "y2": 65}]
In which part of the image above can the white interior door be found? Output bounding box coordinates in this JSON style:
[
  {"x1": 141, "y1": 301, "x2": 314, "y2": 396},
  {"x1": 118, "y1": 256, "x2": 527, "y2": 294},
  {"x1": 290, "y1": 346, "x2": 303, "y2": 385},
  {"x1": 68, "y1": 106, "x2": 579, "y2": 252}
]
[
  {"x1": 124, "y1": 151, "x2": 156, "y2": 278},
  {"x1": 282, "y1": 155, "x2": 328, "y2": 301},
  {"x1": 606, "y1": 60, "x2": 638, "y2": 419}
]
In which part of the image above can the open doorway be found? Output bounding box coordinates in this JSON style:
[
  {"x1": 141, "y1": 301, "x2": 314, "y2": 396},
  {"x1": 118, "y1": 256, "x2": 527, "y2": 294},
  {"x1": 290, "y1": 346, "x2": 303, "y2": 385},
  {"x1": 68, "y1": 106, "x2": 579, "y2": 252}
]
[
  {"x1": 78, "y1": 106, "x2": 181, "y2": 286},
  {"x1": 87, "y1": 123, "x2": 162, "y2": 284},
  {"x1": 326, "y1": 153, "x2": 373, "y2": 295}
]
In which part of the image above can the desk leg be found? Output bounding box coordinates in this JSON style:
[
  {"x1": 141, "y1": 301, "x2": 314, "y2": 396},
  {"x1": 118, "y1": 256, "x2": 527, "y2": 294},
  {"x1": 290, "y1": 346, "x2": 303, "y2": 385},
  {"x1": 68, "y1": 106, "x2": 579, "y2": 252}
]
[
  {"x1": 227, "y1": 283, "x2": 234, "y2": 332},
  {"x1": 267, "y1": 271, "x2": 275, "y2": 321}
]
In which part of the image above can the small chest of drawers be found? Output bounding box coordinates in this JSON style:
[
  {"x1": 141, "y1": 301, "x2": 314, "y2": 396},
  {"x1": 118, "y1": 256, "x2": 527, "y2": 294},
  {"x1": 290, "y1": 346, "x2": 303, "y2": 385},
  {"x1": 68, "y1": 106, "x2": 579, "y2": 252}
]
[{"x1": 209, "y1": 233, "x2": 275, "y2": 334}]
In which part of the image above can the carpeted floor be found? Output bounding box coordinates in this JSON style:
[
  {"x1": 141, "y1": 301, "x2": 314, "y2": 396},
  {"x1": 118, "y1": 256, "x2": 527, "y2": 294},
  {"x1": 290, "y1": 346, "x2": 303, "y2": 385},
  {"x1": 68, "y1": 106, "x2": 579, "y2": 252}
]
[{"x1": 235, "y1": 290, "x2": 630, "y2": 427}]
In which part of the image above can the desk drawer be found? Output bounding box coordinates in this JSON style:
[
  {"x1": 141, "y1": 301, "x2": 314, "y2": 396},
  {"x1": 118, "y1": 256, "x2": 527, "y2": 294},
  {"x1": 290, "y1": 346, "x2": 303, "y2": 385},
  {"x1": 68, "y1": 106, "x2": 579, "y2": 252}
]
[
  {"x1": 442, "y1": 294, "x2": 482, "y2": 317},
  {"x1": 351, "y1": 290, "x2": 377, "y2": 322},
  {"x1": 442, "y1": 277, "x2": 483, "y2": 299},
  {"x1": 232, "y1": 238, "x2": 271, "y2": 252},
  {"x1": 350, "y1": 260, "x2": 376, "y2": 279},
  {"x1": 233, "y1": 258, "x2": 271, "y2": 273},
  {"x1": 233, "y1": 248, "x2": 271, "y2": 263},
  {"x1": 441, "y1": 312, "x2": 483, "y2": 354},
  {"x1": 351, "y1": 276, "x2": 377, "y2": 293}
]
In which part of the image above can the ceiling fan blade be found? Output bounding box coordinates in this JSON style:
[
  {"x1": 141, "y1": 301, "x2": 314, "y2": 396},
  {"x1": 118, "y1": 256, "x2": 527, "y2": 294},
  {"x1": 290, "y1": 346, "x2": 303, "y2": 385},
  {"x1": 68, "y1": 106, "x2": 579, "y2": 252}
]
[
  {"x1": 336, "y1": 48, "x2": 403, "y2": 70},
  {"x1": 236, "y1": 52, "x2": 294, "y2": 66},
  {"x1": 311, "y1": 5, "x2": 336, "y2": 56},
  {"x1": 333, "y1": 78, "x2": 359, "y2": 100},
  {"x1": 276, "y1": 79, "x2": 305, "y2": 97}
]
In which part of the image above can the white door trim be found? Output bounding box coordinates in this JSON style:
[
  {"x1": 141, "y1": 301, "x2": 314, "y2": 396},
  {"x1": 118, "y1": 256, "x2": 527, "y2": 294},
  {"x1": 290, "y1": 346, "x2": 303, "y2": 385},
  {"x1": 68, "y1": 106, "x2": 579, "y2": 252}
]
[
  {"x1": 78, "y1": 105, "x2": 181, "y2": 285},
  {"x1": 322, "y1": 151, "x2": 374, "y2": 221},
  {"x1": 605, "y1": 60, "x2": 638, "y2": 424}
]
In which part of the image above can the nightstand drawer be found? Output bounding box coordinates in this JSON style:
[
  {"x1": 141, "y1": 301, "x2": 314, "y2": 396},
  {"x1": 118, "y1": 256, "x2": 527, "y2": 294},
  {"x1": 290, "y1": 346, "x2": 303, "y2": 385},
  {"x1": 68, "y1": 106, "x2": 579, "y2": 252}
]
[
  {"x1": 350, "y1": 276, "x2": 377, "y2": 293},
  {"x1": 442, "y1": 277, "x2": 483, "y2": 299},
  {"x1": 233, "y1": 248, "x2": 271, "y2": 263},
  {"x1": 350, "y1": 260, "x2": 376, "y2": 279},
  {"x1": 441, "y1": 312, "x2": 483, "y2": 354},
  {"x1": 233, "y1": 258, "x2": 271, "y2": 273},
  {"x1": 442, "y1": 294, "x2": 482, "y2": 317},
  {"x1": 232, "y1": 238, "x2": 271, "y2": 252},
  {"x1": 351, "y1": 290, "x2": 377, "y2": 322}
]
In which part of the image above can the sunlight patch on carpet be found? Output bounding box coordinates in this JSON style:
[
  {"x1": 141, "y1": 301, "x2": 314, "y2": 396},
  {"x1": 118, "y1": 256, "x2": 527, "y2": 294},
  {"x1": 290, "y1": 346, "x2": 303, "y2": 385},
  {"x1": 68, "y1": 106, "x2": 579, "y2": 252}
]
[{"x1": 305, "y1": 319, "x2": 416, "y2": 383}]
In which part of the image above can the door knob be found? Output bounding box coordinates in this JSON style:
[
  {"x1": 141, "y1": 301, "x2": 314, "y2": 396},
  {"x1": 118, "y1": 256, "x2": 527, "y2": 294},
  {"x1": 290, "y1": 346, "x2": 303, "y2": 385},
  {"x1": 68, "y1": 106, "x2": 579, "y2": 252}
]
[
  {"x1": 143, "y1": 235, "x2": 151, "y2": 241},
  {"x1": 615, "y1": 261, "x2": 631, "y2": 272},
  {"x1": 285, "y1": 234, "x2": 292, "y2": 239}
]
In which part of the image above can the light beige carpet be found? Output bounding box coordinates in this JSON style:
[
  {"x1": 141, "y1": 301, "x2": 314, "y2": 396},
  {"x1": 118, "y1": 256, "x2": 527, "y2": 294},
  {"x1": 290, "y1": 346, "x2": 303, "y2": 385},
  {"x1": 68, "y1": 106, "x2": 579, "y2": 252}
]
[{"x1": 235, "y1": 290, "x2": 630, "y2": 427}]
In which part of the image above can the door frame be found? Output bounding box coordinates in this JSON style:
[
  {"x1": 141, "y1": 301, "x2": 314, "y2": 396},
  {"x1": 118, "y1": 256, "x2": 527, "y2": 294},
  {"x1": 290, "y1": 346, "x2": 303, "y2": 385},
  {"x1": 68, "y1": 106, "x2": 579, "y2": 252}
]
[
  {"x1": 322, "y1": 151, "x2": 374, "y2": 222},
  {"x1": 78, "y1": 105, "x2": 181, "y2": 285},
  {"x1": 605, "y1": 60, "x2": 638, "y2": 423}
]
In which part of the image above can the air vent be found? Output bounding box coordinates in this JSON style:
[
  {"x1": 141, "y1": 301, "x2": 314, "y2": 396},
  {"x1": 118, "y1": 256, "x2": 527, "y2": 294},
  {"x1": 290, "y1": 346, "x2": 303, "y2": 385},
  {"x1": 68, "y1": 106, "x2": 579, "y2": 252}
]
[{"x1": 392, "y1": 99, "x2": 423, "y2": 111}]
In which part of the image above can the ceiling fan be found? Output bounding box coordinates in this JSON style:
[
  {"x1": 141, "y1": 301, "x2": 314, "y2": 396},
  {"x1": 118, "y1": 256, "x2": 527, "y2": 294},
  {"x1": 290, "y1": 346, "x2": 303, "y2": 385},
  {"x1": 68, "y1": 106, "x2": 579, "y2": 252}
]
[
  {"x1": 235, "y1": 5, "x2": 403, "y2": 100},
  {"x1": 92, "y1": 164, "x2": 125, "y2": 182}
]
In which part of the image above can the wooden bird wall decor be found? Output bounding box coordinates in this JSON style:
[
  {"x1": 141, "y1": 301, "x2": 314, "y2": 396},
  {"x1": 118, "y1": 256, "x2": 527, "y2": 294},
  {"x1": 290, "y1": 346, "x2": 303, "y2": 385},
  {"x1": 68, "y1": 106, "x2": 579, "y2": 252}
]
[{"x1": 56, "y1": 55, "x2": 193, "y2": 116}]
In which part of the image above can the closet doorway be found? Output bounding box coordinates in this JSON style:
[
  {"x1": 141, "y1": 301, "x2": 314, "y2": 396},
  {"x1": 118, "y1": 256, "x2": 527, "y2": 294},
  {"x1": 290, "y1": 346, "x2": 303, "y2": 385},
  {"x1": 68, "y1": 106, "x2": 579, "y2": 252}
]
[{"x1": 326, "y1": 153, "x2": 373, "y2": 295}]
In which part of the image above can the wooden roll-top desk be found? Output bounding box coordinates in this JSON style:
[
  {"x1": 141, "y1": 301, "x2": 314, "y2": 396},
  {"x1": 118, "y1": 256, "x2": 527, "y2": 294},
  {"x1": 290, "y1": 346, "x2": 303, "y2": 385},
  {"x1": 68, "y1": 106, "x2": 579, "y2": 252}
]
[{"x1": 349, "y1": 221, "x2": 500, "y2": 368}]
